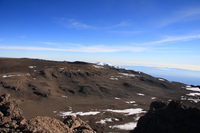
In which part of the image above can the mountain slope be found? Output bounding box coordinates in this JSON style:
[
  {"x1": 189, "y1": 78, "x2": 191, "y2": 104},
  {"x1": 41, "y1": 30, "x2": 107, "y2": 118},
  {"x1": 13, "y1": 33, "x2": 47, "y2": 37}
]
[
  {"x1": 0, "y1": 58, "x2": 186, "y2": 99},
  {"x1": 1, "y1": 57, "x2": 199, "y2": 133}
]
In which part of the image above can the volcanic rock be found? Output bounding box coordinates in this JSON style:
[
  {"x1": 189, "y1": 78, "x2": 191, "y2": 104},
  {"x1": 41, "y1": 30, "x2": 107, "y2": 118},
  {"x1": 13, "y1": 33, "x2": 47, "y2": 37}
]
[
  {"x1": 0, "y1": 94, "x2": 95, "y2": 133},
  {"x1": 131, "y1": 100, "x2": 200, "y2": 133}
]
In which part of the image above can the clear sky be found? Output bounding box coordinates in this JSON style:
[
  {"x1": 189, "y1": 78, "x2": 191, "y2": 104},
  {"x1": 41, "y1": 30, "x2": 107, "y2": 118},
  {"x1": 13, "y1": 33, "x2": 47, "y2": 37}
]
[{"x1": 0, "y1": 0, "x2": 200, "y2": 71}]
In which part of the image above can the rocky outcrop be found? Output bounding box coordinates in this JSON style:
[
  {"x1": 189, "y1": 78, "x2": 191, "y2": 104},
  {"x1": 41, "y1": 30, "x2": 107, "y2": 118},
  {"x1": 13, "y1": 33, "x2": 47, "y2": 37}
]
[
  {"x1": 131, "y1": 100, "x2": 200, "y2": 133},
  {"x1": 0, "y1": 94, "x2": 26, "y2": 132},
  {"x1": 0, "y1": 94, "x2": 95, "y2": 133},
  {"x1": 63, "y1": 115, "x2": 95, "y2": 133}
]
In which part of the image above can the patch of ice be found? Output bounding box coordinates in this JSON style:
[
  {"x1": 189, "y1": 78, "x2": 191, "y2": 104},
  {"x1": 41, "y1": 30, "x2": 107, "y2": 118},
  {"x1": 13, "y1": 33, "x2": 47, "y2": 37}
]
[
  {"x1": 2, "y1": 74, "x2": 21, "y2": 78},
  {"x1": 109, "y1": 122, "x2": 137, "y2": 130},
  {"x1": 186, "y1": 87, "x2": 200, "y2": 92},
  {"x1": 110, "y1": 78, "x2": 118, "y2": 80},
  {"x1": 118, "y1": 73, "x2": 135, "y2": 77},
  {"x1": 58, "y1": 111, "x2": 100, "y2": 117},
  {"x1": 29, "y1": 66, "x2": 36, "y2": 68},
  {"x1": 62, "y1": 95, "x2": 68, "y2": 98},
  {"x1": 186, "y1": 93, "x2": 200, "y2": 96},
  {"x1": 125, "y1": 101, "x2": 136, "y2": 104},
  {"x1": 137, "y1": 93, "x2": 145, "y2": 96},
  {"x1": 105, "y1": 108, "x2": 146, "y2": 116}
]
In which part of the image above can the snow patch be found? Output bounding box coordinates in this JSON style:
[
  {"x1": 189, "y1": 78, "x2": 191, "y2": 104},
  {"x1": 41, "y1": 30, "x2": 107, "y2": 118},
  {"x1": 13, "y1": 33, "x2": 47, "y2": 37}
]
[
  {"x1": 2, "y1": 74, "x2": 21, "y2": 78},
  {"x1": 96, "y1": 118, "x2": 113, "y2": 124},
  {"x1": 109, "y1": 122, "x2": 137, "y2": 130},
  {"x1": 93, "y1": 65, "x2": 104, "y2": 69},
  {"x1": 151, "y1": 97, "x2": 157, "y2": 99},
  {"x1": 69, "y1": 106, "x2": 72, "y2": 111},
  {"x1": 125, "y1": 101, "x2": 136, "y2": 104},
  {"x1": 159, "y1": 78, "x2": 165, "y2": 81},
  {"x1": 181, "y1": 95, "x2": 200, "y2": 103},
  {"x1": 181, "y1": 96, "x2": 187, "y2": 100},
  {"x1": 118, "y1": 73, "x2": 135, "y2": 77},
  {"x1": 186, "y1": 86, "x2": 200, "y2": 92},
  {"x1": 105, "y1": 108, "x2": 146, "y2": 116},
  {"x1": 137, "y1": 93, "x2": 145, "y2": 96},
  {"x1": 186, "y1": 93, "x2": 200, "y2": 96},
  {"x1": 96, "y1": 62, "x2": 112, "y2": 66},
  {"x1": 187, "y1": 98, "x2": 200, "y2": 103},
  {"x1": 115, "y1": 97, "x2": 120, "y2": 99},
  {"x1": 58, "y1": 111, "x2": 100, "y2": 117},
  {"x1": 95, "y1": 62, "x2": 120, "y2": 69},
  {"x1": 29, "y1": 66, "x2": 36, "y2": 68},
  {"x1": 62, "y1": 95, "x2": 68, "y2": 98},
  {"x1": 110, "y1": 77, "x2": 118, "y2": 80}
]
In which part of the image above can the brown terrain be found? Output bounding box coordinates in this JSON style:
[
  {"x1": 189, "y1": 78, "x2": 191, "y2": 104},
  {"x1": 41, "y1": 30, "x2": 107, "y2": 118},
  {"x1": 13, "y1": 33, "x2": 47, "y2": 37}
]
[{"x1": 0, "y1": 57, "x2": 199, "y2": 132}]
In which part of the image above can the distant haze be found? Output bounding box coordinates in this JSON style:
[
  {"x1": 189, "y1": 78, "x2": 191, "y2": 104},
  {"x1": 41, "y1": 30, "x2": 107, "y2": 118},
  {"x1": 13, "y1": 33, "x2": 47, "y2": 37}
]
[{"x1": 121, "y1": 66, "x2": 200, "y2": 85}]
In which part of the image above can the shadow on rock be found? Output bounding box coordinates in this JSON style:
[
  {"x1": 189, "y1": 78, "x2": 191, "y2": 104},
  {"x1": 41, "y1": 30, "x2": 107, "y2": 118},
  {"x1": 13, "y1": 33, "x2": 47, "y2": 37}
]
[{"x1": 131, "y1": 100, "x2": 200, "y2": 133}]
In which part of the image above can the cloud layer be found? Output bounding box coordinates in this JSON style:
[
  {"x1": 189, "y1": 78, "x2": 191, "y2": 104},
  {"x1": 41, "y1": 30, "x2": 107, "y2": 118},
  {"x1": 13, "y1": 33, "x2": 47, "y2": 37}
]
[{"x1": 0, "y1": 45, "x2": 146, "y2": 53}]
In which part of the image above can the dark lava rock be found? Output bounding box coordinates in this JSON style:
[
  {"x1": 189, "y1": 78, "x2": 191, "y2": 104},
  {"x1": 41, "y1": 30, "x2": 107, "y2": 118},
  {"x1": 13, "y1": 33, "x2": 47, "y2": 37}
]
[
  {"x1": 0, "y1": 94, "x2": 95, "y2": 133},
  {"x1": 0, "y1": 94, "x2": 26, "y2": 132},
  {"x1": 131, "y1": 100, "x2": 200, "y2": 133}
]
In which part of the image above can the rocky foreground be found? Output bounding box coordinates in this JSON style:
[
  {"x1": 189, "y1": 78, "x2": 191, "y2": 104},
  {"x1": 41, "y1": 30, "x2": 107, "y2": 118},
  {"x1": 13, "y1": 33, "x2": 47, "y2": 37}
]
[
  {"x1": 0, "y1": 94, "x2": 95, "y2": 133},
  {"x1": 1, "y1": 93, "x2": 200, "y2": 133},
  {"x1": 132, "y1": 100, "x2": 200, "y2": 133}
]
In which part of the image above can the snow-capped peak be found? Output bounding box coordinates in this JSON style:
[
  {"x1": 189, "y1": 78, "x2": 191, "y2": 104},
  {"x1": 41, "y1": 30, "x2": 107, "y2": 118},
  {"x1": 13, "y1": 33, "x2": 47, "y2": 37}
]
[{"x1": 96, "y1": 62, "x2": 112, "y2": 66}]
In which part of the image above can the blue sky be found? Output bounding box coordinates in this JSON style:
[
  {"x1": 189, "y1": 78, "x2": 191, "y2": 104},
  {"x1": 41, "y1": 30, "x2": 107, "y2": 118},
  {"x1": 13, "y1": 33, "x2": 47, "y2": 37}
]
[{"x1": 0, "y1": 0, "x2": 200, "y2": 71}]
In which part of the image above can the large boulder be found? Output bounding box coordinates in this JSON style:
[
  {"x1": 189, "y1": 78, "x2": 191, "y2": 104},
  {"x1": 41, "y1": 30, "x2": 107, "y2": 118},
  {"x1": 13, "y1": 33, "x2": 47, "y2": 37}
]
[{"x1": 131, "y1": 100, "x2": 200, "y2": 133}]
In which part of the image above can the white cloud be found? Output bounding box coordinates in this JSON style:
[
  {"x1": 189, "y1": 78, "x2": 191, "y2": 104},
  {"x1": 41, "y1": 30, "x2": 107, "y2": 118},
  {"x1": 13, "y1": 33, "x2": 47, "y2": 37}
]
[
  {"x1": 40, "y1": 42, "x2": 56, "y2": 45},
  {"x1": 0, "y1": 45, "x2": 147, "y2": 53},
  {"x1": 136, "y1": 34, "x2": 200, "y2": 45},
  {"x1": 107, "y1": 20, "x2": 131, "y2": 29},
  {"x1": 158, "y1": 8, "x2": 200, "y2": 27},
  {"x1": 57, "y1": 18, "x2": 97, "y2": 29}
]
